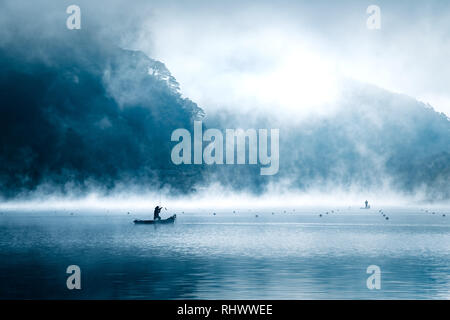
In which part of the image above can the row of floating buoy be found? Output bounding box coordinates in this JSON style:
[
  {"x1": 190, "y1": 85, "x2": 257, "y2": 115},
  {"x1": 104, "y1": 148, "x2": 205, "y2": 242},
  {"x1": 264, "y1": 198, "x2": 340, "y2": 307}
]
[
  {"x1": 319, "y1": 209, "x2": 340, "y2": 217},
  {"x1": 378, "y1": 209, "x2": 389, "y2": 220},
  {"x1": 423, "y1": 209, "x2": 446, "y2": 217},
  {"x1": 210, "y1": 209, "x2": 298, "y2": 217}
]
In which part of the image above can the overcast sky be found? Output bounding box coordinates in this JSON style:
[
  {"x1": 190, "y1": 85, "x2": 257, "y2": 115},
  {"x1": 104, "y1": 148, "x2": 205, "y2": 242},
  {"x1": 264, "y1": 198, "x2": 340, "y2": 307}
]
[
  {"x1": 130, "y1": 0, "x2": 450, "y2": 118},
  {"x1": 2, "y1": 0, "x2": 450, "y2": 117}
]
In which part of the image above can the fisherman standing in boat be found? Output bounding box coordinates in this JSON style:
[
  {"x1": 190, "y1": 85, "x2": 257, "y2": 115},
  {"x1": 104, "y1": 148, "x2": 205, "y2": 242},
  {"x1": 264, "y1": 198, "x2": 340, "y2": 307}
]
[{"x1": 154, "y1": 206, "x2": 162, "y2": 221}]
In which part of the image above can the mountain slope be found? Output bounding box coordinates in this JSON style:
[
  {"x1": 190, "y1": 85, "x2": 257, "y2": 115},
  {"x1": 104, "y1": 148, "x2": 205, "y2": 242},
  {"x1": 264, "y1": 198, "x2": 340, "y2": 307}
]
[{"x1": 0, "y1": 37, "x2": 204, "y2": 198}]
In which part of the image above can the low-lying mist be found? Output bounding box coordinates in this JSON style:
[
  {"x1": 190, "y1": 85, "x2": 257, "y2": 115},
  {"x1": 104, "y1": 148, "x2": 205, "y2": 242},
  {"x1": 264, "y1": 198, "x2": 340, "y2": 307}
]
[{"x1": 0, "y1": 183, "x2": 448, "y2": 213}]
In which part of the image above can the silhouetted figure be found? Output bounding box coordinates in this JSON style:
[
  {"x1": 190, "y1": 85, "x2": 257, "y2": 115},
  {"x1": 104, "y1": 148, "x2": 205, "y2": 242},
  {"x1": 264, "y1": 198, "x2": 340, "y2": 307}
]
[
  {"x1": 153, "y1": 206, "x2": 162, "y2": 220},
  {"x1": 365, "y1": 200, "x2": 369, "y2": 208}
]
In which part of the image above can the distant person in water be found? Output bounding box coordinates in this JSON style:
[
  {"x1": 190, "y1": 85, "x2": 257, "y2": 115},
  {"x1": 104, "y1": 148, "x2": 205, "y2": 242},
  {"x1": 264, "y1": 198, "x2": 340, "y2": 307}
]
[
  {"x1": 365, "y1": 200, "x2": 369, "y2": 208},
  {"x1": 154, "y1": 206, "x2": 162, "y2": 220}
]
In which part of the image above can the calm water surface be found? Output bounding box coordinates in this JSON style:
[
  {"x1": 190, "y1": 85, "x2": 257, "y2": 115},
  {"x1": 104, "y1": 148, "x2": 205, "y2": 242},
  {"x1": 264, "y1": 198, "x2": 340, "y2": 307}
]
[{"x1": 0, "y1": 207, "x2": 449, "y2": 299}]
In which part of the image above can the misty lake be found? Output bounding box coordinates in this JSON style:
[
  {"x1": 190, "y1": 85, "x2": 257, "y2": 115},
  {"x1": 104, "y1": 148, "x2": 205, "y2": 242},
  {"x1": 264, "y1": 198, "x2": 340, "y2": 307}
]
[{"x1": 0, "y1": 207, "x2": 449, "y2": 299}]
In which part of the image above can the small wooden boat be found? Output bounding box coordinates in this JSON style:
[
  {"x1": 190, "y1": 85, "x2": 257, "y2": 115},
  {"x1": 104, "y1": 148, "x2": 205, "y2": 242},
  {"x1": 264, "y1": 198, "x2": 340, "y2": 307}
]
[{"x1": 134, "y1": 214, "x2": 176, "y2": 224}]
